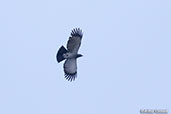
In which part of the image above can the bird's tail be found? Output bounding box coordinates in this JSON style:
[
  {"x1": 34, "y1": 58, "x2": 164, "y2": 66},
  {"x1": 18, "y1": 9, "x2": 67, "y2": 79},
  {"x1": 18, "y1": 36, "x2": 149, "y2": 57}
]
[{"x1": 56, "y1": 46, "x2": 68, "y2": 63}]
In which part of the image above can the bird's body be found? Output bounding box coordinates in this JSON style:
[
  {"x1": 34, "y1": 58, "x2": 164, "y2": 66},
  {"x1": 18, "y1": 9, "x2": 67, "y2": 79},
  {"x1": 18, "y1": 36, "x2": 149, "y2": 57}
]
[{"x1": 56, "y1": 28, "x2": 83, "y2": 81}]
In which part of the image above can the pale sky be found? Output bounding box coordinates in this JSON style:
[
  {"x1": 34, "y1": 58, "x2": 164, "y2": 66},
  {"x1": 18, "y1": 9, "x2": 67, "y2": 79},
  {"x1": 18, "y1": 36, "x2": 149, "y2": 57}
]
[{"x1": 0, "y1": 0, "x2": 171, "y2": 114}]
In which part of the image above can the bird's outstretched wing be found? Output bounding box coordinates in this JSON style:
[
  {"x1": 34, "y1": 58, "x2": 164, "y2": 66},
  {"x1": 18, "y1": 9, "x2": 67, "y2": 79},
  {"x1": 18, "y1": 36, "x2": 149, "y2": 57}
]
[
  {"x1": 63, "y1": 59, "x2": 77, "y2": 81},
  {"x1": 67, "y1": 28, "x2": 83, "y2": 54}
]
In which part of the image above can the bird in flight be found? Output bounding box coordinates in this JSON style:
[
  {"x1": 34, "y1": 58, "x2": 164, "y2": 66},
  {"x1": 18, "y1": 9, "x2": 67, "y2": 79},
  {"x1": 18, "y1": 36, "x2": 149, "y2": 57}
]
[{"x1": 56, "y1": 28, "x2": 83, "y2": 81}]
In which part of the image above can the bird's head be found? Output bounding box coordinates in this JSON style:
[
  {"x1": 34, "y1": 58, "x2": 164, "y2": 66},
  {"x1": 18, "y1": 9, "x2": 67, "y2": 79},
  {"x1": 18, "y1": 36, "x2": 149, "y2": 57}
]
[{"x1": 76, "y1": 54, "x2": 83, "y2": 58}]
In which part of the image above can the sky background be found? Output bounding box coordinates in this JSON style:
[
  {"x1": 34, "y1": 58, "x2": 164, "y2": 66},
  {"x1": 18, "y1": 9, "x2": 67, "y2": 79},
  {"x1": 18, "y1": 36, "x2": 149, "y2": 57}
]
[{"x1": 0, "y1": 0, "x2": 171, "y2": 114}]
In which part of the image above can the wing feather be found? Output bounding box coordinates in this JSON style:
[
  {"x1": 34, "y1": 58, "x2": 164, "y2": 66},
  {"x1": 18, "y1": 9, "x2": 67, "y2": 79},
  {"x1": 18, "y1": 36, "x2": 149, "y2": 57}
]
[
  {"x1": 63, "y1": 59, "x2": 77, "y2": 81},
  {"x1": 67, "y1": 28, "x2": 83, "y2": 54}
]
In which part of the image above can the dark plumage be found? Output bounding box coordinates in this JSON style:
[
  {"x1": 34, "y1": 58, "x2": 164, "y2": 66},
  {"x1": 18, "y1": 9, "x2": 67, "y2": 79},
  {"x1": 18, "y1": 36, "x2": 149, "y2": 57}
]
[
  {"x1": 71, "y1": 28, "x2": 83, "y2": 38},
  {"x1": 56, "y1": 28, "x2": 83, "y2": 81}
]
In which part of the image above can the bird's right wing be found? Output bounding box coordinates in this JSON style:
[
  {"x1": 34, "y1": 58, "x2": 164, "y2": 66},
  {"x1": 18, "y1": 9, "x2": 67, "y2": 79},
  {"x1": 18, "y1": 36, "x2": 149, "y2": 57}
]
[{"x1": 67, "y1": 28, "x2": 83, "y2": 54}]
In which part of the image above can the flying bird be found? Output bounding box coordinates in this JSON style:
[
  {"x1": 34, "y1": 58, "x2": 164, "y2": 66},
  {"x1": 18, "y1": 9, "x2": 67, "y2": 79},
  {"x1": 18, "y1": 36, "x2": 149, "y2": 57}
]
[{"x1": 56, "y1": 28, "x2": 83, "y2": 81}]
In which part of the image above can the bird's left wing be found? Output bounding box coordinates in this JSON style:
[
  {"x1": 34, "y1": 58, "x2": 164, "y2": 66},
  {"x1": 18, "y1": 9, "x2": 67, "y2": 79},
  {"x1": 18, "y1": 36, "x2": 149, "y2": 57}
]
[
  {"x1": 67, "y1": 28, "x2": 83, "y2": 54},
  {"x1": 63, "y1": 59, "x2": 77, "y2": 81}
]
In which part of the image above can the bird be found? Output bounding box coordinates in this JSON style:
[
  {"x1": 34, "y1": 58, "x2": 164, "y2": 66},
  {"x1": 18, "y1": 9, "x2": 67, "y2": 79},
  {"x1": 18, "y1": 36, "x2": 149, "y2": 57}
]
[{"x1": 56, "y1": 28, "x2": 83, "y2": 81}]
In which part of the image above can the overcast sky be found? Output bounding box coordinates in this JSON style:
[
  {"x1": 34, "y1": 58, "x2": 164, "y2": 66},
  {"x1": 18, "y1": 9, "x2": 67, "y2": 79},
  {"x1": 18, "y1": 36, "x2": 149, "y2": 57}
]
[{"x1": 0, "y1": 0, "x2": 171, "y2": 114}]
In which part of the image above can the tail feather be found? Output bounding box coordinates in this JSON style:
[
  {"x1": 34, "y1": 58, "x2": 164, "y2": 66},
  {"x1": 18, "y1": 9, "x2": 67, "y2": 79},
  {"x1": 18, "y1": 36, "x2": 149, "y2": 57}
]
[{"x1": 56, "y1": 46, "x2": 68, "y2": 63}]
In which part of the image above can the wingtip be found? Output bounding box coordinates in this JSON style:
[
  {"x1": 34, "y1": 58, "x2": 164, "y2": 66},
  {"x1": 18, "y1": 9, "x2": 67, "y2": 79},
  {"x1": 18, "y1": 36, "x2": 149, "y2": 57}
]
[
  {"x1": 71, "y1": 28, "x2": 83, "y2": 38},
  {"x1": 64, "y1": 72, "x2": 77, "y2": 82}
]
